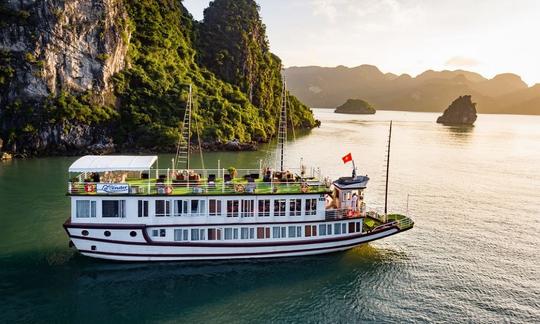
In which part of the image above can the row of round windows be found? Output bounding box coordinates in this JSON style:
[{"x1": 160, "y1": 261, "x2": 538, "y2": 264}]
[{"x1": 81, "y1": 230, "x2": 138, "y2": 237}]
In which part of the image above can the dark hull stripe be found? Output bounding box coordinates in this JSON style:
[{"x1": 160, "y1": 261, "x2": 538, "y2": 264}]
[
  {"x1": 69, "y1": 225, "x2": 404, "y2": 248},
  {"x1": 64, "y1": 216, "x2": 368, "y2": 229},
  {"x1": 77, "y1": 230, "x2": 404, "y2": 258},
  {"x1": 68, "y1": 191, "x2": 331, "y2": 198}
]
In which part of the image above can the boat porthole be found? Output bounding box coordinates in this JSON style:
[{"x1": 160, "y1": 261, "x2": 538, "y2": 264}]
[
  {"x1": 130, "y1": 231, "x2": 137, "y2": 237},
  {"x1": 82, "y1": 230, "x2": 89, "y2": 236},
  {"x1": 91, "y1": 245, "x2": 96, "y2": 251},
  {"x1": 104, "y1": 231, "x2": 111, "y2": 237}
]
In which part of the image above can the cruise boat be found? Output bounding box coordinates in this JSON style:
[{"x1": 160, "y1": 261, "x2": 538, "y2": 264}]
[{"x1": 63, "y1": 85, "x2": 414, "y2": 261}]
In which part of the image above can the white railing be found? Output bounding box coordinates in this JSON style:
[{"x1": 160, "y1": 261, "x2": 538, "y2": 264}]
[{"x1": 68, "y1": 179, "x2": 330, "y2": 196}]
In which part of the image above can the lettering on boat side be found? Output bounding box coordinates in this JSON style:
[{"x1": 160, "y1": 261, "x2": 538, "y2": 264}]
[{"x1": 97, "y1": 184, "x2": 129, "y2": 194}]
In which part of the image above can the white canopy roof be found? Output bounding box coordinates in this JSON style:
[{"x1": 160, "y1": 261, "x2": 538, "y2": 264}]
[{"x1": 69, "y1": 155, "x2": 158, "y2": 172}]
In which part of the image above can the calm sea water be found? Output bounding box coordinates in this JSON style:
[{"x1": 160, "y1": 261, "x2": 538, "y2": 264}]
[{"x1": 0, "y1": 109, "x2": 539, "y2": 323}]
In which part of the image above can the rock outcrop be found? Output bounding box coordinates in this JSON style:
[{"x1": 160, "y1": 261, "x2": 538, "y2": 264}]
[
  {"x1": 0, "y1": 0, "x2": 129, "y2": 103},
  {"x1": 0, "y1": 0, "x2": 129, "y2": 155},
  {"x1": 437, "y1": 95, "x2": 477, "y2": 125},
  {"x1": 335, "y1": 99, "x2": 376, "y2": 114}
]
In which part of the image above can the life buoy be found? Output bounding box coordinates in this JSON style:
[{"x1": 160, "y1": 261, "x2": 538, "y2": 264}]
[
  {"x1": 235, "y1": 184, "x2": 245, "y2": 193},
  {"x1": 84, "y1": 184, "x2": 95, "y2": 193},
  {"x1": 300, "y1": 183, "x2": 309, "y2": 193}
]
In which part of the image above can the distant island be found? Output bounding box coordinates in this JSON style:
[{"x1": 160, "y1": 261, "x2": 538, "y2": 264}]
[
  {"x1": 284, "y1": 65, "x2": 540, "y2": 115},
  {"x1": 437, "y1": 95, "x2": 477, "y2": 125},
  {"x1": 335, "y1": 99, "x2": 376, "y2": 114}
]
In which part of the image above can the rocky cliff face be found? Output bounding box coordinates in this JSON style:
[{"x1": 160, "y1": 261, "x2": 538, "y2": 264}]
[
  {"x1": 436, "y1": 95, "x2": 478, "y2": 125},
  {"x1": 0, "y1": 0, "x2": 129, "y2": 155},
  {"x1": 1, "y1": 0, "x2": 128, "y2": 102}
]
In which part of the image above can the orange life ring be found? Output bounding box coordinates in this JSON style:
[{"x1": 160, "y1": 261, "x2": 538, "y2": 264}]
[{"x1": 84, "y1": 184, "x2": 95, "y2": 193}]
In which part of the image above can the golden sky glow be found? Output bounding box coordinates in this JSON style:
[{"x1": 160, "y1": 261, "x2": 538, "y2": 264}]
[{"x1": 185, "y1": 0, "x2": 540, "y2": 85}]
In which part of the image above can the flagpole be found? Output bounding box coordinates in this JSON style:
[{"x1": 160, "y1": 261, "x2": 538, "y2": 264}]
[
  {"x1": 352, "y1": 159, "x2": 356, "y2": 178},
  {"x1": 384, "y1": 121, "x2": 393, "y2": 216}
]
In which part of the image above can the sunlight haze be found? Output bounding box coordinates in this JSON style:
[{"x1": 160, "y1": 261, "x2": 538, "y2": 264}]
[{"x1": 184, "y1": 0, "x2": 540, "y2": 85}]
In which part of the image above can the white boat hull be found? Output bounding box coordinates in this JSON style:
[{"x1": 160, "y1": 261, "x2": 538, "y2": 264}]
[{"x1": 65, "y1": 223, "x2": 407, "y2": 261}]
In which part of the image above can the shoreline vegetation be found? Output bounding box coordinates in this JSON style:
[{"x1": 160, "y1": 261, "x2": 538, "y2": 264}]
[{"x1": 0, "y1": 0, "x2": 319, "y2": 158}]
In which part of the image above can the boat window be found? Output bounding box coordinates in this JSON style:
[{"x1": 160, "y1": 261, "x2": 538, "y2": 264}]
[
  {"x1": 290, "y1": 199, "x2": 302, "y2": 216},
  {"x1": 257, "y1": 227, "x2": 270, "y2": 239},
  {"x1": 209, "y1": 199, "x2": 222, "y2": 216},
  {"x1": 327, "y1": 224, "x2": 332, "y2": 235},
  {"x1": 274, "y1": 199, "x2": 286, "y2": 217},
  {"x1": 258, "y1": 199, "x2": 270, "y2": 217},
  {"x1": 102, "y1": 200, "x2": 126, "y2": 218},
  {"x1": 190, "y1": 200, "x2": 205, "y2": 216},
  {"x1": 138, "y1": 200, "x2": 149, "y2": 217},
  {"x1": 173, "y1": 200, "x2": 184, "y2": 216},
  {"x1": 160, "y1": 229, "x2": 166, "y2": 237},
  {"x1": 319, "y1": 224, "x2": 327, "y2": 236},
  {"x1": 226, "y1": 200, "x2": 239, "y2": 217},
  {"x1": 288, "y1": 225, "x2": 302, "y2": 238},
  {"x1": 241, "y1": 199, "x2": 255, "y2": 217},
  {"x1": 342, "y1": 223, "x2": 347, "y2": 234},
  {"x1": 241, "y1": 227, "x2": 247, "y2": 239},
  {"x1": 190, "y1": 229, "x2": 205, "y2": 241},
  {"x1": 76, "y1": 200, "x2": 96, "y2": 218},
  {"x1": 334, "y1": 223, "x2": 342, "y2": 235},
  {"x1": 272, "y1": 226, "x2": 287, "y2": 238},
  {"x1": 349, "y1": 222, "x2": 356, "y2": 233},
  {"x1": 305, "y1": 225, "x2": 312, "y2": 237},
  {"x1": 356, "y1": 222, "x2": 361, "y2": 232},
  {"x1": 155, "y1": 200, "x2": 171, "y2": 217},
  {"x1": 224, "y1": 228, "x2": 233, "y2": 240},
  {"x1": 305, "y1": 199, "x2": 317, "y2": 216},
  {"x1": 174, "y1": 229, "x2": 189, "y2": 241},
  {"x1": 152, "y1": 229, "x2": 158, "y2": 237},
  {"x1": 208, "y1": 228, "x2": 222, "y2": 240}
]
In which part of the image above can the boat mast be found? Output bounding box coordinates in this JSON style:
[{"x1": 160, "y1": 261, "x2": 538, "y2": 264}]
[
  {"x1": 174, "y1": 84, "x2": 192, "y2": 170},
  {"x1": 384, "y1": 120, "x2": 393, "y2": 215},
  {"x1": 277, "y1": 78, "x2": 287, "y2": 172}
]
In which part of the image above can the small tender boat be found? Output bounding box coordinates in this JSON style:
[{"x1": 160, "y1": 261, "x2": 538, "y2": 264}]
[{"x1": 64, "y1": 84, "x2": 413, "y2": 261}]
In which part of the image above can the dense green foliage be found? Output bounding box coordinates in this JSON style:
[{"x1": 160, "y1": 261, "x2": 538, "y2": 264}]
[
  {"x1": 335, "y1": 99, "x2": 376, "y2": 114},
  {"x1": 197, "y1": 0, "x2": 317, "y2": 129},
  {"x1": 113, "y1": 0, "x2": 318, "y2": 149},
  {"x1": 113, "y1": 0, "x2": 273, "y2": 149},
  {"x1": 0, "y1": 0, "x2": 318, "y2": 154}
]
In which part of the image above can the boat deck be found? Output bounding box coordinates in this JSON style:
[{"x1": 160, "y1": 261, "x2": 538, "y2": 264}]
[{"x1": 68, "y1": 177, "x2": 330, "y2": 196}]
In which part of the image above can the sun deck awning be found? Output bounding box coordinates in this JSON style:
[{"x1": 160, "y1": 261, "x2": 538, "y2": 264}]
[{"x1": 69, "y1": 155, "x2": 158, "y2": 172}]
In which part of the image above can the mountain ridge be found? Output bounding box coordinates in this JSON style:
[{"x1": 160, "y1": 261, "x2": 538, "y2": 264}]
[{"x1": 284, "y1": 65, "x2": 539, "y2": 114}]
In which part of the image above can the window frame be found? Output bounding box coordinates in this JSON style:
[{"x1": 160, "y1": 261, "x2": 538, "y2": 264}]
[
  {"x1": 102, "y1": 200, "x2": 126, "y2": 218},
  {"x1": 76, "y1": 200, "x2": 96, "y2": 218}
]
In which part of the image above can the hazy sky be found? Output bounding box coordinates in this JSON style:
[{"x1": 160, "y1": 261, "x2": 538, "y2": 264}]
[{"x1": 184, "y1": 0, "x2": 540, "y2": 85}]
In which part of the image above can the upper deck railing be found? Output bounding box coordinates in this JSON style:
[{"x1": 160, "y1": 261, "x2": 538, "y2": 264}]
[{"x1": 68, "y1": 168, "x2": 331, "y2": 196}]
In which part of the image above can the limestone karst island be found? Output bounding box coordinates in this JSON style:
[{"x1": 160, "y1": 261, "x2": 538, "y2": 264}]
[
  {"x1": 334, "y1": 99, "x2": 376, "y2": 114},
  {"x1": 437, "y1": 95, "x2": 478, "y2": 125}
]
